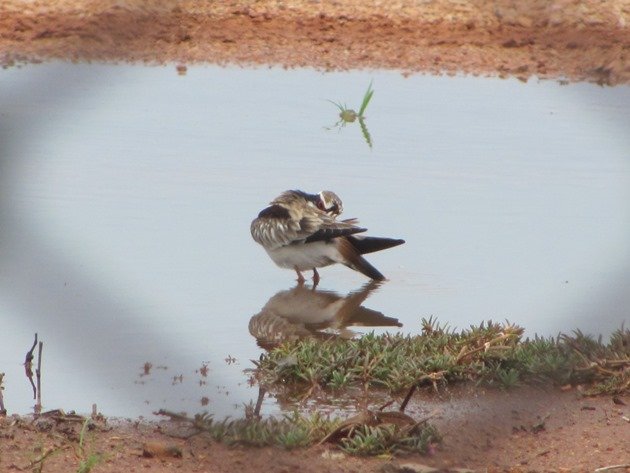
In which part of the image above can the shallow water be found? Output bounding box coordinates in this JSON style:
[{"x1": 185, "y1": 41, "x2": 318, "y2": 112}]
[{"x1": 0, "y1": 64, "x2": 628, "y2": 418}]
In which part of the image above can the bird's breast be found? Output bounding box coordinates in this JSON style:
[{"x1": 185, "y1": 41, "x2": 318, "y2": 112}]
[{"x1": 265, "y1": 241, "x2": 342, "y2": 270}]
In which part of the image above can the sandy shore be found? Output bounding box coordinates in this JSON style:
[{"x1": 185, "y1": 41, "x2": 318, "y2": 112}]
[{"x1": 1, "y1": 0, "x2": 629, "y2": 84}]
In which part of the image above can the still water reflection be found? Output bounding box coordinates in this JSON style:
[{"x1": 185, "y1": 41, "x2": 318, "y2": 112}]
[
  {"x1": 0, "y1": 63, "x2": 628, "y2": 418},
  {"x1": 249, "y1": 282, "x2": 401, "y2": 349}
]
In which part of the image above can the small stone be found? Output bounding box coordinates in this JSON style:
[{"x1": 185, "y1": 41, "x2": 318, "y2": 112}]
[
  {"x1": 142, "y1": 442, "x2": 183, "y2": 459},
  {"x1": 33, "y1": 418, "x2": 55, "y2": 432},
  {"x1": 321, "y1": 449, "x2": 345, "y2": 460},
  {"x1": 382, "y1": 463, "x2": 440, "y2": 473}
]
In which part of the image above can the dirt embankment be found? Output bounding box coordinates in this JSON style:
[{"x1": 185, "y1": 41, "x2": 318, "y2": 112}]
[
  {"x1": 1, "y1": 387, "x2": 629, "y2": 472},
  {"x1": 1, "y1": 0, "x2": 629, "y2": 85}
]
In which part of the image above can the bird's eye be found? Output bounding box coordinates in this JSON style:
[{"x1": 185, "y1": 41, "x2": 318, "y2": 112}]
[{"x1": 316, "y1": 200, "x2": 325, "y2": 210}]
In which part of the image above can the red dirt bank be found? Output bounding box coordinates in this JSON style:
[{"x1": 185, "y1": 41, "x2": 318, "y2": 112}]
[
  {"x1": 1, "y1": 387, "x2": 628, "y2": 472},
  {"x1": 0, "y1": 0, "x2": 629, "y2": 84}
]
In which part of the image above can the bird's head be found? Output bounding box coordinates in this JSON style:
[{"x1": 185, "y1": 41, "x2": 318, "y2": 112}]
[{"x1": 316, "y1": 190, "x2": 343, "y2": 217}]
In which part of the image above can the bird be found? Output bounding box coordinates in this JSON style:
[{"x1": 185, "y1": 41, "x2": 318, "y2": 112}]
[{"x1": 250, "y1": 190, "x2": 405, "y2": 283}]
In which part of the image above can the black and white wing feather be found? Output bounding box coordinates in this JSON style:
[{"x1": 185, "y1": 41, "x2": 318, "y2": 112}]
[{"x1": 251, "y1": 204, "x2": 366, "y2": 250}]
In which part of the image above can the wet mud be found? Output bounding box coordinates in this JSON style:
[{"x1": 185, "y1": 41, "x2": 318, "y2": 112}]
[{"x1": 1, "y1": 387, "x2": 628, "y2": 472}]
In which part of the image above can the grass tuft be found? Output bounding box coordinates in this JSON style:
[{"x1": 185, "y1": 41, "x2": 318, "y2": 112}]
[
  {"x1": 255, "y1": 320, "x2": 629, "y2": 397},
  {"x1": 178, "y1": 410, "x2": 337, "y2": 449},
  {"x1": 157, "y1": 409, "x2": 440, "y2": 456},
  {"x1": 76, "y1": 418, "x2": 103, "y2": 473},
  {"x1": 340, "y1": 422, "x2": 440, "y2": 456}
]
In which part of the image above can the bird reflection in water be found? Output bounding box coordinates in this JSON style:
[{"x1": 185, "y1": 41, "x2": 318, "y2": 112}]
[{"x1": 249, "y1": 281, "x2": 402, "y2": 350}]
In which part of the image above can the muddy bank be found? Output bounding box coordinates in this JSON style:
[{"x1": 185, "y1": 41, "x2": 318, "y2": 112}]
[
  {"x1": 1, "y1": 387, "x2": 628, "y2": 472},
  {"x1": 1, "y1": 0, "x2": 629, "y2": 84}
]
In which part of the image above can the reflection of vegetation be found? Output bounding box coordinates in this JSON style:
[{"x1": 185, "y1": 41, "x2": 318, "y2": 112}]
[
  {"x1": 327, "y1": 82, "x2": 374, "y2": 149},
  {"x1": 156, "y1": 409, "x2": 440, "y2": 456},
  {"x1": 256, "y1": 319, "x2": 630, "y2": 396}
]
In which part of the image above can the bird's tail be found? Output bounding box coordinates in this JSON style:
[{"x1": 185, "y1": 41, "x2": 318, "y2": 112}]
[
  {"x1": 346, "y1": 255, "x2": 386, "y2": 280},
  {"x1": 346, "y1": 235, "x2": 405, "y2": 255},
  {"x1": 337, "y1": 238, "x2": 387, "y2": 280}
]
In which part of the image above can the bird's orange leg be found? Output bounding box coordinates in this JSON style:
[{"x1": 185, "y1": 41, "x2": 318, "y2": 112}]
[{"x1": 295, "y1": 268, "x2": 305, "y2": 285}]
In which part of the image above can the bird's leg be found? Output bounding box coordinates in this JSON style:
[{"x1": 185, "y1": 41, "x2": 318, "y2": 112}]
[
  {"x1": 295, "y1": 268, "x2": 305, "y2": 285},
  {"x1": 312, "y1": 268, "x2": 320, "y2": 287}
]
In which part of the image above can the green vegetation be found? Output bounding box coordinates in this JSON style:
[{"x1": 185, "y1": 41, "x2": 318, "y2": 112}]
[
  {"x1": 17, "y1": 416, "x2": 104, "y2": 472},
  {"x1": 170, "y1": 319, "x2": 625, "y2": 457},
  {"x1": 156, "y1": 409, "x2": 440, "y2": 456},
  {"x1": 76, "y1": 418, "x2": 103, "y2": 473},
  {"x1": 339, "y1": 422, "x2": 440, "y2": 456},
  {"x1": 197, "y1": 411, "x2": 332, "y2": 448},
  {"x1": 254, "y1": 318, "x2": 629, "y2": 396},
  {"x1": 327, "y1": 81, "x2": 374, "y2": 148}
]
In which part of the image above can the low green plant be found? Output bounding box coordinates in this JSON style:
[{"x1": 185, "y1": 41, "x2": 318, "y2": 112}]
[
  {"x1": 180, "y1": 410, "x2": 339, "y2": 449},
  {"x1": 340, "y1": 424, "x2": 393, "y2": 455},
  {"x1": 496, "y1": 367, "x2": 521, "y2": 389},
  {"x1": 77, "y1": 454, "x2": 101, "y2": 473},
  {"x1": 255, "y1": 319, "x2": 629, "y2": 397},
  {"x1": 340, "y1": 422, "x2": 441, "y2": 456},
  {"x1": 157, "y1": 409, "x2": 440, "y2": 456},
  {"x1": 76, "y1": 419, "x2": 103, "y2": 473},
  {"x1": 330, "y1": 370, "x2": 352, "y2": 390},
  {"x1": 327, "y1": 81, "x2": 374, "y2": 148},
  {"x1": 276, "y1": 427, "x2": 311, "y2": 449}
]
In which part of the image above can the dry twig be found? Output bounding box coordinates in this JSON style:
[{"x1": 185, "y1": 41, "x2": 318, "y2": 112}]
[
  {"x1": 35, "y1": 340, "x2": 43, "y2": 415},
  {"x1": 0, "y1": 372, "x2": 6, "y2": 415},
  {"x1": 594, "y1": 465, "x2": 630, "y2": 472}
]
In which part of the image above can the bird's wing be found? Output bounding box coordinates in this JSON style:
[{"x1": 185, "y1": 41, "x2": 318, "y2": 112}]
[
  {"x1": 251, "y1": 204, "x2": 302, "y2": 249},
  {"x1": 345, "y1": 235, "x2": 405, "y2": 255},
  {"x1": 303, "y1": 221, "x2": 367, "y2": 243},
  {"x1": 251, "y1": 204, "x2": 366, "y2": 249}
]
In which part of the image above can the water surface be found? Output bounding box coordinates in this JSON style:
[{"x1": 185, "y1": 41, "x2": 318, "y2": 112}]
[{"x1": 0, "y1": 64, "x2": 628, "y2": 418}]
